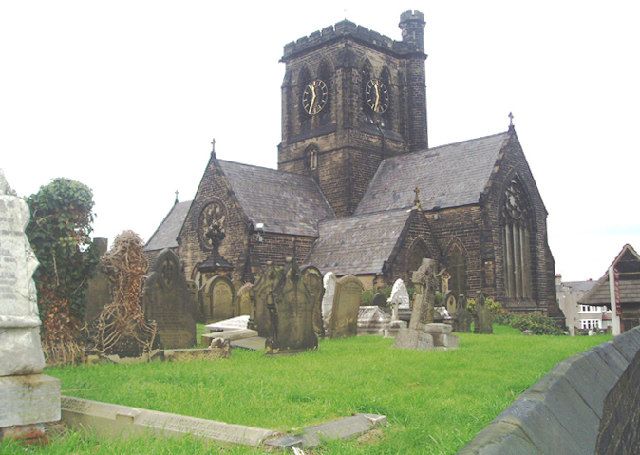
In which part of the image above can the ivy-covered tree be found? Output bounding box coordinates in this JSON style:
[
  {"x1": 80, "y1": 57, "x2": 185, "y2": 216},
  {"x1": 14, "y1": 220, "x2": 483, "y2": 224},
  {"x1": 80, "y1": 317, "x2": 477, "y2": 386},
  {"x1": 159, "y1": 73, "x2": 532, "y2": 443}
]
[{"x1": 26, "y1": 178, "x2": 100, "y2": 364}]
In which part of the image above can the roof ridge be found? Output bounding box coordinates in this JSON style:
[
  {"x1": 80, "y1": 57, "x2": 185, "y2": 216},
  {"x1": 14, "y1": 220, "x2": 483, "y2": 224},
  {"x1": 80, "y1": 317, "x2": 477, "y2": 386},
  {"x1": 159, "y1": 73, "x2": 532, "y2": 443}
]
[
  {"x1": 218, "y1": 159, "x2": 319, "y2": 181},
  {"x1": 319, "y1": 207, "x2": 413, "y2": 226}
]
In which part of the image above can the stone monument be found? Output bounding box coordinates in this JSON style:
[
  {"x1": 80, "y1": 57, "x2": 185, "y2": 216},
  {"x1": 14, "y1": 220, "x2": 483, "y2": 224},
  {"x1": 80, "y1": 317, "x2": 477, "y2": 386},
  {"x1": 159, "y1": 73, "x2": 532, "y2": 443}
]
[
  {"x1": 474, "y1": 291, "x2": 494, "y2": 334},
  {"x1": 142, "y1": 248, "x2": 196, "y2": 349},
  {"x1": 386, "y1": 278, "x2": 409, "y2": 335},
  {"x1": 327, "y1": 275, "x2": 363, "y2": 338},
  {"x1": 83, "y1": 237, "x2": 111, "y2": 324},
  {"x1": 265, "y1": 258, "x2": 318, "y2": 353},
  {"x1": 250, "y1": 262, "x2": 282, "y2": 337},
  {"x1": 301, "y1": 266, "x2": 324, "y2": 337},
  {"x1": 395, "y1": 259, "x2": 459, "y2": 350},
  {"x1": 201, "y1": 275, "x2": 236, "y2": 323},
  {"x1": 235, "y1": 282, "x2": 254, "y2": 316},
  {"x1": 321, "y1": 272, "x2": 337, "y2": 329},
  {"x1": 0, "y1": 170, "x2": 61, "y2": 441},
  {"x1": 454, "y1": 294, "x2": 472, "y2": 332}
]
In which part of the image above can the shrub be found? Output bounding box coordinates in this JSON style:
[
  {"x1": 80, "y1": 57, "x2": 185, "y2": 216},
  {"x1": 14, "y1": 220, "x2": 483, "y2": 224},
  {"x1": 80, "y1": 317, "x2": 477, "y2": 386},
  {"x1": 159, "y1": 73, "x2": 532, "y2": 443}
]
[{"x1": 509, "y1": 312, "x2": 565, "y2": 335}]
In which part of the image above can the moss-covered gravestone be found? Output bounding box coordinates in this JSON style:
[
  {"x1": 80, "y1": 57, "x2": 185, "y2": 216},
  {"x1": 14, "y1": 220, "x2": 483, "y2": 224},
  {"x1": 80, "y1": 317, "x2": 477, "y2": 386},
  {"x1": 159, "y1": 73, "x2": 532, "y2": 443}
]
[
  {"x1": 143, "y1": 248, "x2": 196, "y2": 348},
  {"x1": 251, "y1": 262, "x2": 282, "y2": 337},
  {"x1": 266, "y1": 259, "x2": 318, "y2": 353},
  {"x1": 474, "y1": 292, "x2": 494, "y2": 334},
  {"x1": 201, "y1": 275, "x2": 236, "y2": 323}
]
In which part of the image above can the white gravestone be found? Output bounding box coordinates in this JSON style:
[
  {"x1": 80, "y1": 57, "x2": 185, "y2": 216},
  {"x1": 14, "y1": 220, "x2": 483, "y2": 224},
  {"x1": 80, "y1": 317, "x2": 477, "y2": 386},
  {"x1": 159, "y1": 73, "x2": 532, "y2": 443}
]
[
  {"x1": 321, "y1": 272, "x2": 337, "y2": 328},
  {"x1": 387, "y1": 279, "x2": 410, "y2": 321},
  {"x1": 0, "y1": 169, "x2": 61, "y2": 433}
]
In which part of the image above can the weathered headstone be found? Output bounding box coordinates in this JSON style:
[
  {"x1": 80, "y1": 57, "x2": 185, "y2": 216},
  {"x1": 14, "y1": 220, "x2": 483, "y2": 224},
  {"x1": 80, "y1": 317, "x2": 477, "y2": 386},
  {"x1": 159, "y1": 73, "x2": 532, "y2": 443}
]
[
  {"x1": 357, "y1": 306, "x2": 390, "y2": 335},
  {"x1": 250, "y1": 262, "x2": 282, "y2": 337},
  {"x1": 453, "y1": 294, "x2": 472, "y2": 332},
  {"x1": 83, "y1": 237, "x2": 111, "y2": 324},
  {"x1": 0, "y1": 170, "x2": 61, "y2": 441},
  {"x1": 266, "y1": 258, "x2": 318, "y2": 353},
  {"x1": 395, "y1": 258, "x2": 454, "y2": 350},
  {"x1": 201, "y1": 275, "x2": 236, "y2": 323},
  {"x1": 327, "y1": 275, "x2": 364, "y2": 338},
  {"x1": 143, "y1": 248, "x2": 196, "y2": 349},
  {"x1": 301, "y1": 266, "x2": 324, "y2": 337},
  {"x1": 321, "y1": 272, "x2": 337, "y2": 329},
  {"x1": 235, "y1": 282, "x2": 254, "y2": 316},
  {"x1": 409, "y1": 258, "x2": 439, "y2": 329},
  {"x1": 474, "y1": 291, "x2": 494, "y2": 334},
  {"x1": 371, "y1": 292, "x2": 387, "y2": 309}
]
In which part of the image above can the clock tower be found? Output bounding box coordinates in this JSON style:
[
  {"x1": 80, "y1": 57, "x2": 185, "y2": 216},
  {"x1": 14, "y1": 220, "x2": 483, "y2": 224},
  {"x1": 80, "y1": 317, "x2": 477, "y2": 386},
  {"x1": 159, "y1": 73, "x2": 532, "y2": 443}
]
[{"x1": 278, "y1": 10, "x2": 428, "y2": 217}]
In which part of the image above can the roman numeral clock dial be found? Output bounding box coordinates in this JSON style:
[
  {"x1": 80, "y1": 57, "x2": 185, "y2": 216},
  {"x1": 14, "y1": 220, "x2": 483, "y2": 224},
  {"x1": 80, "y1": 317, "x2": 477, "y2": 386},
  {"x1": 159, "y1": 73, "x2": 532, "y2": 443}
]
[{"x1": 302, "y1": 79, "x2": 328, "y2": 115}]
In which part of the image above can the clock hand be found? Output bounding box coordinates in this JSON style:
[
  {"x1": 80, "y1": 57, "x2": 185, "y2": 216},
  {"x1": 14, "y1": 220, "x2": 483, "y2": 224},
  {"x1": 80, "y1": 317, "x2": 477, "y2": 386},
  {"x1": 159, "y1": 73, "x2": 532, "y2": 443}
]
[
  {"x1": 374, "y1": 82, "x2": 380, "y2": 112},
  {"x1": 310, "y1": 83, "x2": 317, "y2": 113}
]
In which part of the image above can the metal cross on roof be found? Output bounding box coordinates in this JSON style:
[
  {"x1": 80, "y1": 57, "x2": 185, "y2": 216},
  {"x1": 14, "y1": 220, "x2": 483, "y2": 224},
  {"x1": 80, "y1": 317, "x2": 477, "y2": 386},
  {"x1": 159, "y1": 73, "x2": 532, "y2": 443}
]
[
  {"x1": 174, "y1": 189, "x2": 179, "y2": 204},
  {"x1": 508, "y1": 112, "x2": 514, "y2": 127}
]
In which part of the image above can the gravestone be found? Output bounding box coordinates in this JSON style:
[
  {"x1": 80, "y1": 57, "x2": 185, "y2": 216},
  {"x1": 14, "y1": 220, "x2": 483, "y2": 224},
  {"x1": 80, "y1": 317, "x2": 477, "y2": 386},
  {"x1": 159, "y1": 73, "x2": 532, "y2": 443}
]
[
  {"x1": 454, "y1": 294, "x2": 472, "y2": 332},
  {"x1": 321, "y1": 272, "x2": 337, "y2": 329},
  {"x1": 266, "y1": 258, "x2": 318, "y2": 353},
  {"x1": 235, "y1": 282, "x2": 254, "y2": 316},
  {"x1": 301, "y1": 266, "x2": 324, "y2": 337},
  {"x1": 357, "y1": 306, "x2": 390, "y2": 335},
  {"x1": 0, "y1": 170, "x2": 61, "y2": 441},
  {"x1": 327, "y1": 275, "x2": 364, "y2": 338},
  {"x1": 371, "y1": 292, "x2": 387, "y2": 309},
  {"x1": 83, "y1": 237, "x2": 111, "y2": 324},
  {"x1": 395, "y1": 258, "x2": 443, "y2": 350},
  {"x1": 142, "y1": 248, "x2": 196, "y2": 349},
  {"x1": 202, "y1": 275, "x2": 236, "y2": 323},
  {"x1": 251, "y1": 262, "x2": 282, "y2": 337},
  {"x1": 474, "y1": 292, "x2": 494, "y2": 334}
]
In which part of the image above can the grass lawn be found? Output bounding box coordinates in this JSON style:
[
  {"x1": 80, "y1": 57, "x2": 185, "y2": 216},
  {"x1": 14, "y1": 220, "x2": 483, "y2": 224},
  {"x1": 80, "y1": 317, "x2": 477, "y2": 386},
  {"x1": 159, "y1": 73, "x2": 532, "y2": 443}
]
[{"x1": 2, "y1": 326, "x2": 610, "y2": 454}]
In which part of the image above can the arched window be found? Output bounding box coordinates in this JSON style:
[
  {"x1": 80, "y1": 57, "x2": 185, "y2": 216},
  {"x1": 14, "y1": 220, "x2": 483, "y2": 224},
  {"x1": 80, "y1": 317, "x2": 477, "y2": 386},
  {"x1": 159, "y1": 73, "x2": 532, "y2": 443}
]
[
  {"x1": 305, "y1": 145, "x2": 318, "y2": 171},
  {"x1": 298, "y1": 66, "x2": 312, "y2": 130},
  {"x1": 361, "y1": 60, "x2": 372, "y2": 109},
  {"x1": 502, "y1": 178, "x2": 533, "y2": 299},
  {"x1": 445, "y1": 240, "x2": 466, "y2": 297},
  {"x1": 318, "y1": 60, "x2": 333, "y2": 125}
]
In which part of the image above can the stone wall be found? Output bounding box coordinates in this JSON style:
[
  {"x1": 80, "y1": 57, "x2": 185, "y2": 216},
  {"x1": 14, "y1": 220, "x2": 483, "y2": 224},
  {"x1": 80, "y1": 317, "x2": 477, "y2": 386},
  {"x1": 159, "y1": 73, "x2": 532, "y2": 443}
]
[{"x1": 459, "y1": 326, "x2": 640, "y2": 454}]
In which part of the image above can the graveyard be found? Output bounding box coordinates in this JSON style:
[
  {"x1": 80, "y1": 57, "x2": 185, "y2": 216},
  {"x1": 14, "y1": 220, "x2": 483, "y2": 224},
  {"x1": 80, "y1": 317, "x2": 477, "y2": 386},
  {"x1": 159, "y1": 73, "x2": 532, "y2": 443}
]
[{"x1": 2, "y1": 327, "x2": 609, "y2": 454}]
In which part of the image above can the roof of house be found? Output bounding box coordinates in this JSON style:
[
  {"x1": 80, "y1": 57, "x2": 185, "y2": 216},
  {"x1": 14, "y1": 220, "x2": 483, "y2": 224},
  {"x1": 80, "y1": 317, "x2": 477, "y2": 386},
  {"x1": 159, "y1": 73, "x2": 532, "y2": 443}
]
[
  {"x1": 579, "y1": 244, "x2": 640, "y2": 306},
  {"x1": 355, "y1": 131, "x2": 511, "y2": 215},
  {"x1": 144, "y1": 200, "x2": 193, "y2": 252},
  {"x1": 218, "y1": 160, "x2": 334, "y2": 237},
  {"x1": 563, "y1": 280, "x2": 597, "y2": 294},
  {"x1": 306, "y1": 208, "x2": 413, "y2": 275}
]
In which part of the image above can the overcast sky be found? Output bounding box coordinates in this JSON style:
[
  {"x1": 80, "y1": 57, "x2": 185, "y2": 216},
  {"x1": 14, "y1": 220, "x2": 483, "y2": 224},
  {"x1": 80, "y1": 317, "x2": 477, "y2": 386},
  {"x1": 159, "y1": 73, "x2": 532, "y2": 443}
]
[{"x1": 1, "y1": 1, "x2": 638, "y2": 281}]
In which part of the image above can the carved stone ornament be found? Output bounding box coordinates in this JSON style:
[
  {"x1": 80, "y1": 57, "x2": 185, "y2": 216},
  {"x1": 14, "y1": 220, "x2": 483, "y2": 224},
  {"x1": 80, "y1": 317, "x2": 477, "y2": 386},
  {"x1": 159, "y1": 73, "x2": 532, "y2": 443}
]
[{"x1": 197, "y1": 200, "x2": 226, "y2": 251}]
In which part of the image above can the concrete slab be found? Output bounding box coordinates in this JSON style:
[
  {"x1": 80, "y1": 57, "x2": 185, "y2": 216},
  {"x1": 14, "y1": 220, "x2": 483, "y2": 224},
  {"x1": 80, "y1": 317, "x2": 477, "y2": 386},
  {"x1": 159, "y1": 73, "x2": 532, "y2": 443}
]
[
  {"x1": 61, "y1": 396, "x2": 275, "y2": 446},
  {"x1": 265, "y1": 413, "x2": 386, "y2": 448},
  {"x1": 201, "y1": 329, "x2": 257, "y2": 345},
  {"x1": 205, "y1": 315, "x2": 250, "y2": 333},
  {"x1": 231, "y1": 337, "x2": 266, "y2": 351},
  {"x1": 0, "y1": 374, "x2": 60, "y2": 428}
]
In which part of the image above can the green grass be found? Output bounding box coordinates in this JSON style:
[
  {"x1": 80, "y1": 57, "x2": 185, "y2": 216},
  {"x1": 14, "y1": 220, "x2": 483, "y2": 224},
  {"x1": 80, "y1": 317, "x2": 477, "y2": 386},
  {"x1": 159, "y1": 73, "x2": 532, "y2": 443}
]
[{"x1": 2, "y1": 326, "x2": 610, "y2": 454}]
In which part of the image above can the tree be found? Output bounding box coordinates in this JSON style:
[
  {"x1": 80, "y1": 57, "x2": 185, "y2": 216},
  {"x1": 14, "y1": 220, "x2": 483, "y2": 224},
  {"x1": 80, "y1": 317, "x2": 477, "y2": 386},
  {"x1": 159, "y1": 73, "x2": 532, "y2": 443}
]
[{"x1": 26, "y1": 178, "x2": 99, "y2": 364}]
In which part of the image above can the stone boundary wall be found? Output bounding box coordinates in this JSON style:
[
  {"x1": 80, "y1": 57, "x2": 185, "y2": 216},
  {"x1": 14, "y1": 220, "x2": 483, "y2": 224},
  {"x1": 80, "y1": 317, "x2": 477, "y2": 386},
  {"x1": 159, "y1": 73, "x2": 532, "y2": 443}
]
[{"x1": 459, "y1": 326, "x2": 640, "y2": 455}]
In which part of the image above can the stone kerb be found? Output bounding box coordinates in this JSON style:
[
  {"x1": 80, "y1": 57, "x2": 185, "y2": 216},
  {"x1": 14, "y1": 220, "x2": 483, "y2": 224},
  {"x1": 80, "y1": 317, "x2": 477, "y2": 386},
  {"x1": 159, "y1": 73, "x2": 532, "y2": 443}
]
[{"x1": 459, "y1": 326, "x2": 640, "y2": 455}]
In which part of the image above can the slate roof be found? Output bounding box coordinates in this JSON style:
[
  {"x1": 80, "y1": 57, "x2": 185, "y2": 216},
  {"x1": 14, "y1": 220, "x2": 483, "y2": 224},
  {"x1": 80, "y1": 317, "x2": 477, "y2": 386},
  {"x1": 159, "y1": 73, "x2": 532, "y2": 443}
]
[
  {"x1": 218, "y1": 160, "x2": 334, "y2": 237},
  {"x1": 144, "y1": 200, "x2": 192, "y2": 252},
  {"x1": 563, "y1": 280, "x2": 597, "y2": 294},
  {"x1": 355, "y1": 131, "x2": 511, "y2": 215},
  {"x1": 306, "y1": 209, "x2": 413, "y2": 275}
]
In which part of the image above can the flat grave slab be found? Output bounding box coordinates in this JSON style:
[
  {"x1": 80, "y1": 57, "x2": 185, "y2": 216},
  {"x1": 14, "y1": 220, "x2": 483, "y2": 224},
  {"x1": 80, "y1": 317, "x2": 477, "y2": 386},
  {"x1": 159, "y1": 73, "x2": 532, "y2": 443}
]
[{"x1": 231, "y1": 337, "x2": 266, "y2": 351}]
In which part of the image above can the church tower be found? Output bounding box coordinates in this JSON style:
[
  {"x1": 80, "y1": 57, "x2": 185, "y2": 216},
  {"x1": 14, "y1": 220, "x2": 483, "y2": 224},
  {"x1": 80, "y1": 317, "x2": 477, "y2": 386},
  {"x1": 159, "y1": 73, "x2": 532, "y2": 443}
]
[{"x1": 278, "y1": 11, "x2": 428, "y2": 217}]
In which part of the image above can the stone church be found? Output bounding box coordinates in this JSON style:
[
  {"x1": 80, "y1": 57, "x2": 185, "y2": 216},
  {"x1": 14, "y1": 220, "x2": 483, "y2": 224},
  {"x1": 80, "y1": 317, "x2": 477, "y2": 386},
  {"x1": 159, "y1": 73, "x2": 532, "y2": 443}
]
[{"x1": 144, "y1": 10, "x2": 559, "y2": 315}]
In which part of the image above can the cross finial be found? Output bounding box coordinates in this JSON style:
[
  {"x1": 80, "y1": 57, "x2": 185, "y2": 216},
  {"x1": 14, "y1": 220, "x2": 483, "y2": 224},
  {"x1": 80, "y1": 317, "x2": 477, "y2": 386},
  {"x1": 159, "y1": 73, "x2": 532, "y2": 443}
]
[
  {"x1": 508, "y1": 112, "x2": 514, "y2": 129},
  {"x1": 413, "y1": 186, "x2": 422, "y2": 210},
  {"x1": 211, "y1": 138, "x2": 216, "y2": 158},
  {"x1": 174, "y1": 190, "x2": 179, "y2": 205}
]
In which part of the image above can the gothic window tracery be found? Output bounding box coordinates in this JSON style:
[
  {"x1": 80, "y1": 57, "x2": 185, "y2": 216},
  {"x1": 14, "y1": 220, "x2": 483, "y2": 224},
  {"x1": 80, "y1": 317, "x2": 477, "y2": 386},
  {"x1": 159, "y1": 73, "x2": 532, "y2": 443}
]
[{"x1": 502, "y1": 179, "x2": 533, "y2": 299}]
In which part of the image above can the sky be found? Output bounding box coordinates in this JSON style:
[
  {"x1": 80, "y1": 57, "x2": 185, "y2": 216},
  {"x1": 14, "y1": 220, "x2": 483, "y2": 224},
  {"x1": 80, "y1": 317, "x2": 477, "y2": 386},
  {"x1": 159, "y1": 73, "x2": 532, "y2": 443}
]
[{"x1": 1, "y1": 1, "x2": 638, "y2": 281}]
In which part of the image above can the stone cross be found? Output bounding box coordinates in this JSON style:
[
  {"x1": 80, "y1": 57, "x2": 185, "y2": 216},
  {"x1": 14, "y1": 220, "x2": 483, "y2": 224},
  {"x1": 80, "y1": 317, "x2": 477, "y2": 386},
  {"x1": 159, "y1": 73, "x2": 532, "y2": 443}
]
[
  {"x1": 508, "y1": 112, "x2": 514, "y2": 127},
  {"x1": 441, "y1": 270, "x2": 451, "y2": 294},
  {"x1": 413, "y1": 186, "x2": 422, "y2": 210},
  {"x1": 409, "y1": 258, "x2": 438, "y2": 328}
]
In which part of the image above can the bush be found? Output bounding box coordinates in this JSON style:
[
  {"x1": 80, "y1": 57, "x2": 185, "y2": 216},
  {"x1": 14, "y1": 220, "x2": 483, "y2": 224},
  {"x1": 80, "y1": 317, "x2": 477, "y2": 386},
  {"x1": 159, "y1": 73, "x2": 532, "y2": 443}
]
[{"x1": 508, "y1": 312, "x2": 565, "y2": 335}]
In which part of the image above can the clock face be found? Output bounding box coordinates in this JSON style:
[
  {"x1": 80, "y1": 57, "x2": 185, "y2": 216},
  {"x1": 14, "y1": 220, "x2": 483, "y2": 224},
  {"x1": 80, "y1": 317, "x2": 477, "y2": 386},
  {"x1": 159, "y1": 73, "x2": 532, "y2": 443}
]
[
  {"x1": 197, "y1": 201, "x2": 226, "y2": 251},
  {"x1": 302, "y1": 79, "x2": 328, "y2": 115},
  {"x1": 365, "y1": 79, "x2": 389, "y2": 114}
]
